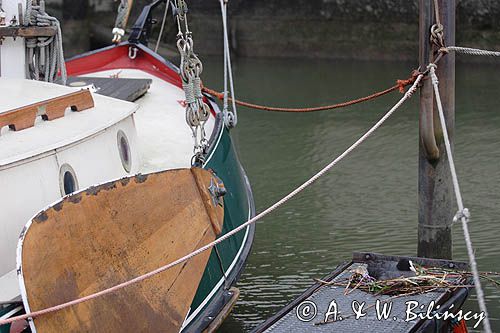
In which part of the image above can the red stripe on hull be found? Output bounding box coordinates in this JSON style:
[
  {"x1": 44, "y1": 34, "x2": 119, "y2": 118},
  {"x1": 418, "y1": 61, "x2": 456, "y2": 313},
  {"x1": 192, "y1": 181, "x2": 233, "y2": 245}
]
[
  {"x1": 65, "y1": 44, "x2": 216, "y2": 117},
  {"x1": 66, "y1": 44, "x2": 182, "y2": 88}
]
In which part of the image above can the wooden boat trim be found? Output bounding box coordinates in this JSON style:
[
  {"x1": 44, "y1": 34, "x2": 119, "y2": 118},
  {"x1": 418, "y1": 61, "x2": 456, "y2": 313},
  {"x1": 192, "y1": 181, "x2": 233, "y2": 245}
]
[
  {"x1": 203, "y1": 287, "x2": 240, "y2": 333},
  {"x1": 0, "y1": 89, "x2": 94, "y2": 132},
  {"x1": 65, "y1": 43, "x2": 257, "y2": 332},
  {"x1": 0, "y1": 81, "x2": 139, "y2": 169},
  {"x1": 17, "y1": 168, "x2": 225, "y2": 332},
  {"x1": 0, "y1": 26, "x2": 57, "y2": 39}
]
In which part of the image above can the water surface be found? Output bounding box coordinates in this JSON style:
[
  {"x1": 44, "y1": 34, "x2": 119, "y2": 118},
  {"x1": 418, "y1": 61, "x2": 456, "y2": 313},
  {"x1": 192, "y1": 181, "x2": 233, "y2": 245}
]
[{"x1": 200, "y1": 57, "x2": 500, "y2": 332}]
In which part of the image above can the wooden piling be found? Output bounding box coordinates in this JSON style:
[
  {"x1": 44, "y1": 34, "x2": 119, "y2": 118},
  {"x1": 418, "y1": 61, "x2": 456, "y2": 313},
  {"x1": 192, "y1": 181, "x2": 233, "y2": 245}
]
[{"x1": 418, "y1": 0, "x2": 456, "y2": 259}]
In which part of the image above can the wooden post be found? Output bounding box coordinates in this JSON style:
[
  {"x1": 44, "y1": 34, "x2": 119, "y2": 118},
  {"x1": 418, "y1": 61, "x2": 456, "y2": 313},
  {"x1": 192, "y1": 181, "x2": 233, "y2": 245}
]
[{"x1": 418, "y1": 0, "x2": 456, "y2": 259}]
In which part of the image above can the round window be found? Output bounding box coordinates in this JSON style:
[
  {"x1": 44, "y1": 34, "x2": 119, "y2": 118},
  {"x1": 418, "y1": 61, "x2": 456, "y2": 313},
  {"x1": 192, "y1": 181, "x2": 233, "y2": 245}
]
[
  {"x1": 117, "y1": 130, "x2": 132, "y2": 173},
  {"x1": 59, "y1": 164, "x2": 79, "y2": 196}
]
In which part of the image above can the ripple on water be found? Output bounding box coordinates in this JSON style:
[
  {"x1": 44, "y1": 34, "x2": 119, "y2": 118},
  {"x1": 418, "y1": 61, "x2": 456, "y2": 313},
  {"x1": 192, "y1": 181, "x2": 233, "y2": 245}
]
[{"x1": 202, "y1": 58, "x2": 500, "y2": 332}]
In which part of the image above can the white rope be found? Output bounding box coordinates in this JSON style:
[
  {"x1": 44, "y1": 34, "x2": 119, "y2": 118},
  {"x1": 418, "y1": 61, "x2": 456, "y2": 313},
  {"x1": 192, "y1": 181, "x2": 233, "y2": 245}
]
[
  {"x1": 219, "y1": 0, "x2": 237, "y2": 127},
  {"x1": 429, "y1": 64, "x2": 492, "y2": 333},
  {"x1": 24, "y1": 0, "x2": 66, "y2": 84},
  {"x1": 0, "y1": 73, "x2": 423, "y2": 328},
  {"x1": 154, "y1": 0, "x2": 171, "y2": 53},
  {"x1": 444, "y1": 46, "x2": 500, "y2": 57}
]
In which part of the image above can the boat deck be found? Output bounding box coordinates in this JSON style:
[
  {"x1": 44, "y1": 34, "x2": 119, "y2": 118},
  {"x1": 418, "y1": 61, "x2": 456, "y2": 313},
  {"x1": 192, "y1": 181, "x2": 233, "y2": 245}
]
[
  {"x1": 82, "y1": 68, "x2": 215, "y2": 173},
  {"x1": 253, "y1": 252, "x2": 470, "y2": 333},
  {"x1": 65, "y1": 76, "x2": 152, "y2": 102},
  {"x1": 0, "y1": 78, "x2": 138, "y2": 167}
]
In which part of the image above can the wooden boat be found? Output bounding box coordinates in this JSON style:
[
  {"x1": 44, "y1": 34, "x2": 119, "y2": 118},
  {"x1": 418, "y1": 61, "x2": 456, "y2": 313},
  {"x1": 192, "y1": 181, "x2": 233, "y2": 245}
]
[{"x1": 0, "y1": 1, "x2": 255, "y2": 332}]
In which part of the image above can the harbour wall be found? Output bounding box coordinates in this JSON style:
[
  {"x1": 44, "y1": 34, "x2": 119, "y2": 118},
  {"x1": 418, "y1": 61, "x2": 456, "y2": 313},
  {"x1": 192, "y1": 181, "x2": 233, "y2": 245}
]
[{"x1": 47, "y1": 0, "x2": 500, "y2": 61}]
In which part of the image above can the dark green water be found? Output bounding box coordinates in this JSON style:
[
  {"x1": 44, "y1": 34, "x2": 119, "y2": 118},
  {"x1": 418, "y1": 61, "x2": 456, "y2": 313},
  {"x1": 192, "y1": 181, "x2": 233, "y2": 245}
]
[{"x1": 200, "y1": 57, "x2": 500, "y2": 332}]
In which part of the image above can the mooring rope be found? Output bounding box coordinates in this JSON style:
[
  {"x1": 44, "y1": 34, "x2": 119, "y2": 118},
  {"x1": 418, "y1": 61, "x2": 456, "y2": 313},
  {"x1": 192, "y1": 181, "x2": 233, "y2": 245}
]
[
  {"x1": 429, "y1": 64, "x2": 492, "y2": 333},
  {"x1": 0, "y1": 74, "x2": 424, "y2": 328},
  {"x1": 442, "y1": 46, "x2": 500, "y2": 57},
  {"x1": 202, "y1": 71, "x2": 420, "y2": 113}
]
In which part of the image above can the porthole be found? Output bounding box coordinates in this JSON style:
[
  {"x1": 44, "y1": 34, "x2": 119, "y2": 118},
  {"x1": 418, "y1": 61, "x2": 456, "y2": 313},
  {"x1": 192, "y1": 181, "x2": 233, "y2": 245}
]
[
  {"x1": 59, "y1": 164, "x2": 79, "y2": 196},
  {"x1": 117, "y1": 130, "x2": 132, "y2": 173}
]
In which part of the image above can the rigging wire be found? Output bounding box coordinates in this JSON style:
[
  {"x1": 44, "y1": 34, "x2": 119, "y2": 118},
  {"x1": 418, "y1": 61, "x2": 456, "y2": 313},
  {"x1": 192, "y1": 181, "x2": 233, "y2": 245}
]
[
  {"x1": 219, "y1": 0, "x2": 237, "y2": 127},
  {"x1": 154, "y1": 0, "x2": 171, "y2": 53}
]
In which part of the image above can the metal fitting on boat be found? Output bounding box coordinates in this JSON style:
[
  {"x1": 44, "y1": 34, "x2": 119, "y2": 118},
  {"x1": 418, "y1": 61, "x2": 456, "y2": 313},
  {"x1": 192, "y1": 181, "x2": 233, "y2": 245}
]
[
  {"x1": 128, "y1": 46, "x2": 138, "y2": 59},
  {"x1": 0, "y1": 9, "x2": 6, "y2": 26},
  {"x1": 208, "y1": 176, "x2": 226, "y2": 207},
  {"x1": 112, "y1": 27, "x2": 125, "y2": 43}
]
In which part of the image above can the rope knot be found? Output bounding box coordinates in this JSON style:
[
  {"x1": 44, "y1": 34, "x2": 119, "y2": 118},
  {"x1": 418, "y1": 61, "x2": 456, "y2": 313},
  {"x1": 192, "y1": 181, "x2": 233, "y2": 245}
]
[
  {"x1": 453, "y1": 208, "x2": 470, "y2": 224},
  {"x1": 427, "y1": 63, "x2": 439, "y2": 85},
  {"x1": 427, "y1": 63, "x2": 437, "y2": 70},
  {"x1": 439, "y1": 47, "x2": 449, "y2": 54},
  {"x1": 182, "y1": 81, "x2": 196, "y2": 104},
  {"x1": 430, "y1": 23, "x2": 445, "y2": 48},
  {"x1": 396, "y1": 79, "x2": 412, "y2": 93},
  {"x1": 396, "y1": 70, "x2": 420, "y2": 93}
]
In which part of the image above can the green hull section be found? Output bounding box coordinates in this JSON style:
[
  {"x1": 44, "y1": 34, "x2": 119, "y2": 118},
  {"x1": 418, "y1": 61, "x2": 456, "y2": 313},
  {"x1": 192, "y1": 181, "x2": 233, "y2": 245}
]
[{"x1": 184, "y1": 123, "x2": 255, "y2": 330}]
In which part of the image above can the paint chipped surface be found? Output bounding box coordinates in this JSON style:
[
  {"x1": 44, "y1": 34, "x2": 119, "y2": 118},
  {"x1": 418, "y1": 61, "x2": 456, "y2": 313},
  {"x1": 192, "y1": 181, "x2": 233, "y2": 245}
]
[
  {"x1": 134, "y1": 174, "x2": 148, "y2": 183},
  {"x1": 120, "y1": 177, "x2": 131, "y2": 186},
  {"x1": 85, "y1": 182, "x2": 117, "y2": 196},
  {"x1": 19, "y1": 226, "x2": 27, "y2": 240},
  {"x1": 34, "y1": 211, "x2": 48, "y2": 223},
  {"x1": 68, "y1": 194, "x2": 83, "y2": 204},
  {"x1": 53, "y1": 201, "x2": 64, "y2": 212}
]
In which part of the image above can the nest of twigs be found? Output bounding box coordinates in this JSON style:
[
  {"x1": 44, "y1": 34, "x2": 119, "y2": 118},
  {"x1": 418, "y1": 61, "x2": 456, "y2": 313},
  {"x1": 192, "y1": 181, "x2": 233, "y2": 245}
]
[{"x1": 316, "y1": 263, "x2": 500, "y2": 297}]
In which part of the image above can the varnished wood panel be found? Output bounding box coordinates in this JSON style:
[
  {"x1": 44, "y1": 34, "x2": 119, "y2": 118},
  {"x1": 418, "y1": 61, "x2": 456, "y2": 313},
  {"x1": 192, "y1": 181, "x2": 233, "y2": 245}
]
[
  {"x1": 0, "y1": 89, "x2": 94, "y2": 132},
  {"x1": 20, "y1": 168, "x2": 224, "y2": 332},
  {"x1": 0, "y1": 26, "x2": 57, "y2": 38}
]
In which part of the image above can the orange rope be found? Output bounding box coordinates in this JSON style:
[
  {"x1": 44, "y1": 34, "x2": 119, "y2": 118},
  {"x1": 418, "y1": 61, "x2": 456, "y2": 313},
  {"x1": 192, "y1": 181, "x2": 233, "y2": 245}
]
[{"x1": 202, "y1": 70, "x2": 421, "y2": 113}]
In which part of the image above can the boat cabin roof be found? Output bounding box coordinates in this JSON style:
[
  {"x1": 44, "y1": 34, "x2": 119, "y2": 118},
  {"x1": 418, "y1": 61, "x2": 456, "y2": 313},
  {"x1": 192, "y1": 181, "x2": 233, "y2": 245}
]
[{"x1": 0, "y1": 79, "x2": 138, "y2": 168}]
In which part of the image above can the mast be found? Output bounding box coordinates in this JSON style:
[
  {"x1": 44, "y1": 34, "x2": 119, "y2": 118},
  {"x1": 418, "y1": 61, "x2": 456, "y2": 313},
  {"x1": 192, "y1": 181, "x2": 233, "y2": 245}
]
[{"x1": 418, "y1": 0, "x2": 456, "y2": 259}]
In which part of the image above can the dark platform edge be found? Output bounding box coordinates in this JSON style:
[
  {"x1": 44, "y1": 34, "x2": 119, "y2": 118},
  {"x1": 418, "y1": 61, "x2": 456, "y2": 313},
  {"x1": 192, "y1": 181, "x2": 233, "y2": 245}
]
[{"x1": 253, "y1": 252, "x2": 471, "y2": 333}]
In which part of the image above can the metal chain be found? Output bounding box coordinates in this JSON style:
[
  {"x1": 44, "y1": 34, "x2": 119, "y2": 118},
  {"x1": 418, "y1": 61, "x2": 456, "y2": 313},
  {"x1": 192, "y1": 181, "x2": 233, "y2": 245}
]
[{"x1": 175, "y1": 0, "x2": 209, "y2": 165}]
